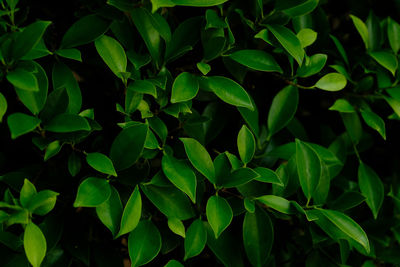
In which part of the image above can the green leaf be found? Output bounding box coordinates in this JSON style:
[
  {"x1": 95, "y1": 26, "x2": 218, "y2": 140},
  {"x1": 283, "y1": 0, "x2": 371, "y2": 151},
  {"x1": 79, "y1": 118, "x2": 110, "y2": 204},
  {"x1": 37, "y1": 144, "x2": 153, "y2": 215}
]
[
  {"x1": 167, "y1": 217, "x2": 185, "y2": 238},
  {"x1": 297, "y1": 54, "x2": 327, "y2": 78},
  {"x1": 369, "y1": 51, "x2": 398, "y2": 76},
  {"x1": 162, "y1": 154, "x2": 197, "y2": 203},
  {"x1": 229, "y1": 49, "x2": 282, "y2": 73},
  {"x1": 267, "y1": 85, "x2": 299, "y2": 139},
  {"x1": 184, "y1": 219, "x2": 207, "y2": 260},
  {"x1": 12, "y1": 21, "x2": 51, "y2": 60},
  {"x1": 257, "y1": 195, "x2": 295, "y2": 214},
  {"x1": 267, "y1": 24, "x2": 304, "y2": 65},
  {"x1": 296, "y1": 139, "x2": 321, "y2": 201},
  {"x1": 7, "y1": 113, "x2": 41, "y2": 139},
  {"x1": 237, "y1": 125, "x2": 255, "y2": 164},
  {"x1": 0, "y1": 92, "x2": 7, "y2": 122},
  {"x1": 117, "y1": 185, "x2": 142, "y2": 237},
  {"x1": 86, "y1": 152, "x2": 117, "y2": 177},
  {"x1": 164, "y1": 260, "x2": 184, "y2": 267},
  {"x1": 44, "y1": 140, "x2": 62, "y2": 162},
  {"x1": 254, "y1": 167, "x2": 283, "y2": 185},
  {"x1": 221, "y1": 167, "x2": 259, "y2": 188},
  {"x1": 131, "y1": 8, "x2": 162, "y2": 65},
  {"x1": 315, "y1": 73, "x2": 347, "y2": 91},
  {"x1": 73, "y1": 177, "x2": 111, "y2": 207},
  {"x1": 360, "y1": 109, "x2": 386, "y2": 140},
  {"x1": 7, "y1": 69, "x2": 39, "y2": 91},
  {"x1": 55, "y1": 48, "x2": 82, "y2": 62},
  {"x1": 243, "y1": 208, "x2": 274, "y2": 267},
  {"x1": 128, "y1": 220, "x2": 161, "y2": 267},
  {"x1": 20, "y1": 179, "x2": 37, "y2": 208},
  {"x1": 96, "y1": 186, "x2": 123, "y2": 237},
  {"x1": 197, "y1": 62, "x2": 211, "y2": 75},
  {"x1": 26, "y1": 190, "x2": 58, "y2": 215},
  {"x1": 141, "y1": 184, "x2": 195, "y2": 220},
  {"x1": 200, "y1": 76, "x2": 254, "y2": 110},
  {"x1": 24, "y1": 222, "x2": 47, "y2": 267},
  {"x1": 206, "y1": 195, "x2": 233, "y2": 238},
  {"x1": 341, "y1": 112, "x2": 362, "y2": 145},
  {"x1": 358, "y1": 162, "x2": 384, "y2": 219},
  {"x1": 180, "y1": 137, "x2": 215, "y2": 183},
  {"x1": 171, "y1": 72, "x2": 199, "y2": 103},
  {"x1": 128, "y1": 80, "x2": 157, "y2": 98},
  {"x1": 68, "y1": 152, "x2": 81, "y2": 177},
  {"x1": 95, "y1": 35, "x2": 127, "y2": 79},
  {"x1": 388, "y1": 17, "x2": 400, "y2": 54},
  {"x1": 350, "y1": 14, "x2": 369, "y2": 50},
  {"x1": 281, "y1": 0, "x2": 319, "y2": 17},
  {"x1": 61, "y1": 14, "x2": 111, "y2": 48},
  {"x1": 109, "y1": 123, "x2": 148, "y2": 171},
  {"x1": 329, "y1": 99, "x2": 355, "y2": 113},
  {"x1": 172, "y1": 0, "x2": 228, "y2": 6},
  {"x1": 297, "y1": 28, "x2": 317, "y2": 48},
  {"x1": 330, "y1": 35, "x2": 349, "y2": 66},
  {"x1": 44, "y1": 113, "x2": 90, "y2": 132},
  {"x1": 316, "y1": 209, "x2": 370, "y2": 254}
]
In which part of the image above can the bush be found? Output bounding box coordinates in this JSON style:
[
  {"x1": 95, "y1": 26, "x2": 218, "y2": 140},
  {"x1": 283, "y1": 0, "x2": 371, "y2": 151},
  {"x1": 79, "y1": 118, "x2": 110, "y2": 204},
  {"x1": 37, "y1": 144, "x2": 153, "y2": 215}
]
[{"x1": 0, "y1": 0, "x2": 400, "y2": 266}]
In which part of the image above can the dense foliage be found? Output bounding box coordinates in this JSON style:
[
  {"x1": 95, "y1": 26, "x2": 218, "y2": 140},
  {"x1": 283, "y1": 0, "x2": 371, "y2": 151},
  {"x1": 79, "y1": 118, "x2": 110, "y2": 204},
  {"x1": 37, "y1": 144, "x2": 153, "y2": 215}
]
[{"x1": 1, "y1": 0, "x2": 400, "y2": 266}]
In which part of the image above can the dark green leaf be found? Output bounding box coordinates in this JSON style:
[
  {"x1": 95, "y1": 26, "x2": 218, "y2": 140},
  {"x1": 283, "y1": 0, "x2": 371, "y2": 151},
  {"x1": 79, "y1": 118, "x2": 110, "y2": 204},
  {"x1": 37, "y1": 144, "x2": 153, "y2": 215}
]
[
  {"x1": 388, "y1": 17, "x2": 400, "y2": 54},
  {"x1": 86, "y1": 152, "x2": 117, "y2": 176},
  {"x1": 6, "y1": 69, "x2": 39, "y2": 92},
  {"x1": 230, "y1": 50, "x2": 282, "y2": 73},
  {"x1": 96, "y1": 186, "x2": 123, "y2": 237},
  {"x1": 257, "y1": 195, "x2": 295, "y2": 214},
  {"x1": 171, "y1": 72, "x2": 199, "y2": 103},
  {"x1": 73, "y1": 177, "x2": 111, "y2": 207},
  {"x1": 254, "y1": 167, "x2": 283, "y2": 185},
  {"x1": 237, "y1": 125, "x2": 255, "y2": 164},
  {"x1": 184, "y1": 219, "x2": 207, "y2": 260},
  {"x1": 95, "y1": 35, "x2": 127, "y2": 79},
  {"x1": 44, "y1": 114, "x2": 90, "y2": 132},
  {"x1": 0, "y1": 92, "x2": 6, "y2": 122},
  {"x1": 7, "y1": 113, "x2": 41, "y2": 139},
  {"x1": 206, "y1": 195, "x2": 233, "y2": 238}
]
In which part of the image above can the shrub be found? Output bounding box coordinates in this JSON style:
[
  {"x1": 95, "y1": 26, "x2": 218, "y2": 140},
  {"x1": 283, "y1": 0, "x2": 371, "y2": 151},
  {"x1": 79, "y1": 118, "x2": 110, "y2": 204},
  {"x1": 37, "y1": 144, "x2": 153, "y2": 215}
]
[{"x1": 0, "y1": 0, "x2": 399, "y2": 266}]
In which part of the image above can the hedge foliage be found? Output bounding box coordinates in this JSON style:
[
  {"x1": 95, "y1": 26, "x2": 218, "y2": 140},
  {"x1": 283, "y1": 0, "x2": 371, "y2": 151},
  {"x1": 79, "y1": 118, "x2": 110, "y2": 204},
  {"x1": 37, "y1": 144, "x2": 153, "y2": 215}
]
[{"x1": 0, "y1": 0, "x2": 400, "y2": 266}]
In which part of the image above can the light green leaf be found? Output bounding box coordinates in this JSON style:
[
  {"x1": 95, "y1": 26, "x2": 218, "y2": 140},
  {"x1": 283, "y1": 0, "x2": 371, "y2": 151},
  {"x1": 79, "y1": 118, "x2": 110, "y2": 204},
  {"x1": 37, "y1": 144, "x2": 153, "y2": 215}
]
[
  {"x1": 254, "y1": 167, "x2": 283, "y2": 185},
  {"x1": 237, "y1": 125, "x2": 255, "y2": 164},
  {"x1": 180, "y1": 137, "x2": 215, "y2": 183},
  {"x1": 109, "y1": 123, "x2": 148, "y2": 171},
  {"x1": 206, "y1": 195, "x2": 233, "y2": 238},
  {"x1": 116, "y1": 185, "x2": 142, "y2": 237},
  {"x1": 61, "y1": 14, "x2": 111, "y2": 48},
  {"x1": 329, "y1": 99, "x2": 355, "y2": 113},
  {"x1": 44, "y1": 140, "x2": 62, "y2": 161},
  {"x1": 26, "y1": 190, "x2": 58, "y2": 215},
  {"x1": 197, "y1": 62, "x2": 211, "y2": 75},
  {"x1": 358, "y1": 162, "x2": 384, "y2": 219},
  {"x1": 369, "y1": 51, "x2": 398, "y2": 76},
  {"x1": 44, "y1": 113, "x2": 90, "y2": 132},
  {"x1": 7, "y1": 69, "x2": 39, "y2": 91},
  {"x1": 86, "y1": 152, "x2": 117, "y2": 177},
  {"x1": 12, "y1": 21, "x2": 51, "y2": 60},
  {"x1": 162, "y1": 154, "x2": 197, "y2": 203},
  {"x1": 330, "y1": 35, "x2": 349, "y2": 66},
  {"x1": 168, "y1": 217, "x2": 186, "y2": 238},
  {"x1": 297, "y1": 28, "x2": 317, "y2": 48},
  {"x1": 200, "y1": 76, "x2": 254, "y2": 110},
  {"x1": 350, "y1": 14, "x2": 369, "y2": 50},
  {"x1": 95, "y1": 35, "x2": 127, "y2": 79},
  {"x1": 7, "y1": 113, "x2": 41, "y2": 139},
  {"x1": 128, "y1": 220, "x2": 161, "y2": 267},
  {"x1": 243, "y1": 208, "x2": 274, "y2": 267},
  {"x1": 171, "y1": 72, "x2": 199, "y2": 103},
  {"x1": 96, "y1": 186, "x2": 123, "y2": 237},
  {"x1": 20, "y1": 179, "x2": 37, "y2": 208},
  {"x1": 388, "y1": 17, "x2": 400, "y2": 54},
  {"x1": 297, "y1": 54, "x2": 327, "y2": 78},
  {"x1": 296, "y1": 139, "x2": 321, "y2": 201},
  {"x1": 55, "y1": 48, "x2": 82, "y2": 62},
  {"x1": 128, "y1": 80, "x2": 157, "y2": 98},
  {"x1": 141, "y1": 184, "x2": 195, "y2": 220},
  {"x1": 0, "y1": 92, "x2": 7, "y2": 122},
  {"x1": 257, "y1": 195, "x2": 295, "y2": 214},
  {"x1": 24, "y1": 222, "x2": 47, "y2": 267},
  {"x1": 229, "y1": 49, "x2": 282, "y2": 73},
  {"x1": 315, "y1": 73, "x2": 347, "y2": 91},
  {"x1": 360, "y1": 109, "x2": 386, "y2": 140},
  {"x1": 73, "y1": 177, "x2": 111, "y2": 207},
  {"x1": 267, "y1": 85, "x2": 299, "y2": 139},
  {"x1": 267, "y1": 24, "x2": 304, "y2": 65},
  {"x1": 165, "y1": 260, "x2": 184, "y2": 267},
  {"x1": 184, "y1": 219, "x2": 207, "y2": 260}
]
